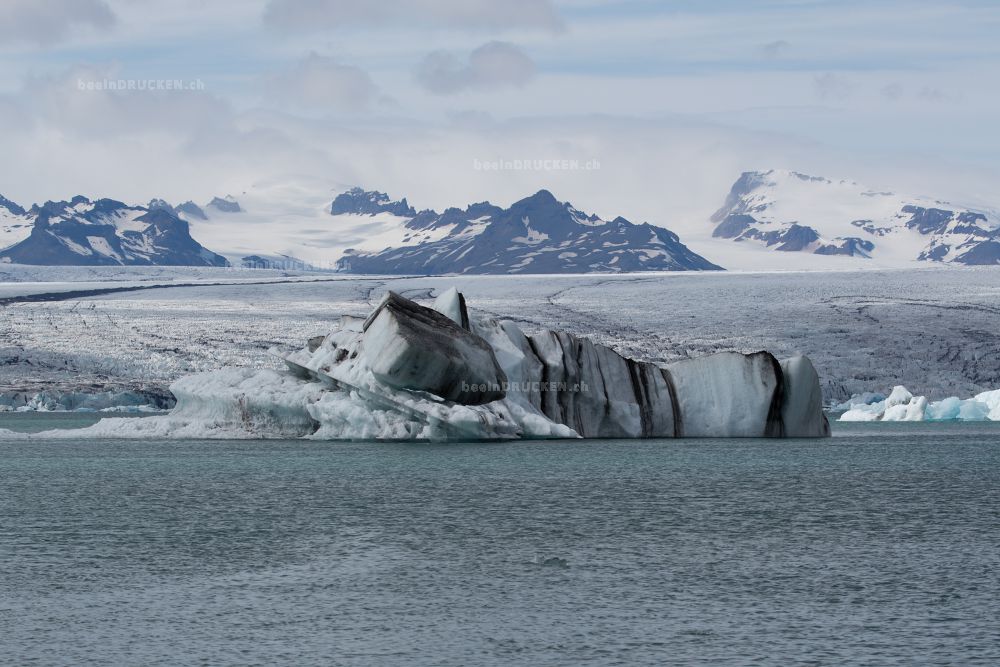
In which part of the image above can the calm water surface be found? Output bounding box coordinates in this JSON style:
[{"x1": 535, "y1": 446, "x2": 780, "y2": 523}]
[{"x1": 2, "y1": 415, "x2": 999, "y2": 666}]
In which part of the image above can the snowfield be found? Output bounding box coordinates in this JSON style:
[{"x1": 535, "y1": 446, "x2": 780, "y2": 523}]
[{"x1": 2, "y1": 265, "x2": 1000, "y2": 407}]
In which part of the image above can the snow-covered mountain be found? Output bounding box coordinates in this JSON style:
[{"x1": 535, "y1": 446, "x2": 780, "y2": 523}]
[
  {"x1": 13, "y1": 172, "x2": 994, "y2": 272},
  {"x1": 336, "y1": 189, "x2": 721, "y2": 274},
  {"x1": 163, "y1": 183, "x2": 720, "y2": 273},
  {"x1": 0, "y1": 194, "x2": 33, "y2": 253},
  {"x1": 710, "y1": 170, "x2": 1000, "y2": 265},
  {"x1": 0, "y1": 196, "x2": 228, "y2": 267}
]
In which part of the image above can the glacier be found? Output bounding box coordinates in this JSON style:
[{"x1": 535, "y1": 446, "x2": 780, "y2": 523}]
[
  {"x1": 19, "y1": 288, "x2": 831, "y2": 441},
  {"x1": 838, "y1": 385, "x2": 1000, "y2": 422}
]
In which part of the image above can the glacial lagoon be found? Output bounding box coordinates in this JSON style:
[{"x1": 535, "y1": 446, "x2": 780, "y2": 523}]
[{"x1": 2, "y1": 415, "x2": 999, "y2": 666}]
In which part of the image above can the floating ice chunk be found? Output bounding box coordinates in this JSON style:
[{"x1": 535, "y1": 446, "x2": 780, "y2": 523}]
[
  {"x1": 838, "y1": 406, "x2": 882, "y2": 422},
  {"x1": 523, "y1": 328, "x2": 678, "y2": 438},
  {"x1": 361, "y1": 292, "x2": 507, "y2": 405},
  {"x1": 780, "y1": 356, "x2": 831, "y2": 437},
  {"x1": 832, "y1": 392, "x2": 887, "y2": 411},
  {"x1": 840, "y1": 386, "x2": 926, "y2": 422},
  {"x1": 307, "y1": 391, "x2": 433, "y2": 440},
  {"x1": 15, "y1": 369, "x2": 325, "y2": 440},
  {"x1": 885, "y1": 385, "x2": 914, "y2": 408},
  {"x1": 974, "y1": 389, "x2": 1000, "y2": 420},
  {"x1": 432, "y1": 286, "x2": 470, "y2": 329},
  {"x1": 924, "y1": 396, "x2": 990, "y2": 421},
  {"x1": 667, "y1": 351, "x2": 782, "y2": 437},
  {"x1": 882, "y1": 395, "x2": 927, "y2": 421},
  {"x1": 839, "y1": 384, "x2": 1000, "y2": 422}
]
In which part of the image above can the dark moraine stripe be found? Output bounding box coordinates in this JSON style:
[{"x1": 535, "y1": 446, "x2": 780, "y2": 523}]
[{"x1": 758, "y1": 351, "x2": 786, "y2": 438}]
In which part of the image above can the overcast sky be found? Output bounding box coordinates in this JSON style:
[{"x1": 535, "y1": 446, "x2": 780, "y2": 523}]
[{"x1": 1, "y1": 0, "x2": 998, "y2": 227}]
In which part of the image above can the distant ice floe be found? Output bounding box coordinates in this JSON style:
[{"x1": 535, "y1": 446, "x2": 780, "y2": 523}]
[
  {"x1": 838, "y1": 385, "x2": 1000, "y2": 422},
  {"x1": 12, "y1": 287, "x2": 830, "y2": 441},
  {"x1": 0, "y1": 389, "x2": 171, "y2": 413}
]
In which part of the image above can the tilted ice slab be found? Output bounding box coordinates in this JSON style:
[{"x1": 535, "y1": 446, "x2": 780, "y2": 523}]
[
  {"x1": 19, "y1": 288, "x2": 831, "y2": 441},
  {"x1": 839, "y1": 385, "x2": 1000, "y2": 422}
]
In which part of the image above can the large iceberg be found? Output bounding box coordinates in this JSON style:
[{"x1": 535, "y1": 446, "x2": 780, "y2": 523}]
[
  {"x1": 839, "y1": 385, "x2": 1000, "y2": 422},
  {"x1": 25, "y1": 289, "x2": 830, "y2": 440}
]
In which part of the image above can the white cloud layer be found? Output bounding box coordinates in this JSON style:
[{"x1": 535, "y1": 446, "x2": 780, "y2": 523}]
[
  {"x1": 265, "y1": 53, "x2": 379, "y2": 112},
  {"x1": 415, "y1": 42, "x2": 536, "y2": 94},
  {"x1": 0, "y1": 0, "x2": 115, "y2": 45},
  {"x1": 0, "y1": 0, "x2": 998, "y2": 230},
  {"x1": 263, "y1": 0, "x2": 562, "y2": 32}
]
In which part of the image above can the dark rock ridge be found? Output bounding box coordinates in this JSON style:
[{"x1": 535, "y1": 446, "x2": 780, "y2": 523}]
[
  {"x1": 148, "y1": 198, "x2": 174, "y2": 213},
  {"x1": 711, "y1": 170, "x2": 1000, "y2": 264},
  {"x1": 335, "y1": 188, "x2": 722, "y2": 274},
  {"x1": 331, "y1": 187, "x2": 416, "y2": 217},
  {"x1": 0, "y1": 194, "x2": 27, "y2": 216},
  {"x1": 175, "y1": 201, "x2": 207, "y2": 220},
  {"x1": 207, "y1": 196, "x2": 241, "y2": 213},
  {"x1": 0, "y1": 197, "x2": 229, "y2": 266},
  {"x1": 713, "y1": 219, "x2": 874, "y2": 257}
]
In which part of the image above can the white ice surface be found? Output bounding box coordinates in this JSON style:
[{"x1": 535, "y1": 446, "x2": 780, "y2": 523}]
[
  {"x1": 0, "y1": 209, "x2": 33, "y2": 251},
  {"x1": 667, "y1": 351, "x2": 778, "y2": 437},
  {"x1": 839, "y1": 385, "x2": 1000, "y2": 422},
  {"x1": 179, "y1": 180, "x2": 476, "y2": 268},
  {"x1": 432, "y1": 286, "x2": 465, "y2": 326}
]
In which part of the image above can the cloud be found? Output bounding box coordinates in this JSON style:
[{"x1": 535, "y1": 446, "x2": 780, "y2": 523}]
[
  {"x1": 881, "y1": 83, "x2": 904, "y2": 100},
  {"x1": 416, "y1": 42, "x2": 535, "y2": 95},
  {"x1": 814, "y1": 73, "x2": 854, "y2": 100},
  {"x1": 0, "y1": 0, "x2": 115, "y2": 45},
  {"x1": 262, "y1": 0, "x2": 562, "y2": 32},
  {"x1": 17, "y1": 65, "x2": 231, "y2": 139},
  {"x1": 266, "y1": 53, "x2": 379, "y2": 112},
  {"x1": 2, "y1": 62, "x2": 998, "y2": 241},
  {"x1": 917, "y1": 86, "x2": 950, "y2": 103},
  {"x1": 759, "y1": 40, "x2": 791, "y2": 59}
]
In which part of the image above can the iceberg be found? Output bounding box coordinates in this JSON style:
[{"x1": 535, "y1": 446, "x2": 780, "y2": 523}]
[
  {"x1": 32, "y1": 288, "x2": 831, "y2": 441},
  {"x1": 839, "y1": 385, "x2": 1000, "y2": 422}
]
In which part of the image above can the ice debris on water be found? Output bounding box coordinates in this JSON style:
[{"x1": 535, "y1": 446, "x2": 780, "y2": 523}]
[
  {"x1": 838, "y1": 385, "x2": 1000, "y2": 422},
  {"x1": 531, "y1": 556, "x2": 570, "y2": 569}
]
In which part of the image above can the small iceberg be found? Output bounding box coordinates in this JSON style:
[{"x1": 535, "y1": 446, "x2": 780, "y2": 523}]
[
  {"x1": 838, "y1": 385, "x2": 1000, "y2": 422},
  {"x1": 23, "y1": 288, "x2": 830, "y2": 440}
]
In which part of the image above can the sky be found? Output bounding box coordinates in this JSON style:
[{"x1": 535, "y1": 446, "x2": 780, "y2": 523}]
[{"x1": 1, "y1": 0, "x2": 998, "y2": 229}]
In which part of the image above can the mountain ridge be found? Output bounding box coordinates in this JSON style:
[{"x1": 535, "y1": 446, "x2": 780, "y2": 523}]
[
  {"x1": 0, "y1": 196, "x2": 229, "y2": 267},
  {"x1": 710, "y1": 169, "x2": 1000, "y2": 265},
  {"x1": 334, "y1": 188, "x2": 722, "y2": 274}
]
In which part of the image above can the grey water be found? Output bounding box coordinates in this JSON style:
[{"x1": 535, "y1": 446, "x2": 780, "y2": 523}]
[{"x1": 2, "y1": 416, "x2": 999, "y2": 666}]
